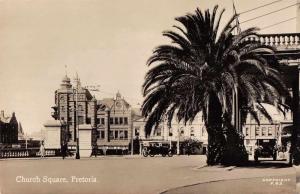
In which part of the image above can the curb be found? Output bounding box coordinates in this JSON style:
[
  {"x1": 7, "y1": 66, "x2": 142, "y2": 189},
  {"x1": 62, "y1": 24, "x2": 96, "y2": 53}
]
[{"x1": 160, "y1": 173, "x2": 295, "y2": 194}]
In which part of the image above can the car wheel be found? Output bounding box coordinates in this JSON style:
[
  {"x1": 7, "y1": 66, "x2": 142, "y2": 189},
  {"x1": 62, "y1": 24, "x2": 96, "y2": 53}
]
[{"x1": 142, "y1": 150, "x2": 148, "y2": 157}]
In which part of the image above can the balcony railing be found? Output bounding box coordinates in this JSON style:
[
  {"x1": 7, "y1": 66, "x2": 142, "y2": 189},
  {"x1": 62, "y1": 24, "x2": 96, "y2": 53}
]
[
  {"x1": 245, "y1": 33, "x2": 300, "y2": 50},
  {"x1": 0, "y1": 148, "x2": 61, "y2": 158}
]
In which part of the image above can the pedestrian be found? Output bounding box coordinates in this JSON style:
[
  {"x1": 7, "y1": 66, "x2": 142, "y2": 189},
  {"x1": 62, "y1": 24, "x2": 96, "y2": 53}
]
[
  {"x1": 90, "y1": 145, "x2": 97, "y2": 157},
  {"x1": 39, "y1": 141, "x2": 45, "y2": 158},
  {"x1": 61, "y1": 142, "x2": 68, "y2": 159},
  {"x1": 187, "y1": 142, "x2": 191, "y2": 156}
]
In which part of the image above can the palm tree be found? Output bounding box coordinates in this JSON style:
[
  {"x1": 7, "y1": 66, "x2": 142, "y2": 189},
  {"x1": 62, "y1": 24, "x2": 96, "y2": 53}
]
[{"x1": 142, "y1": 5, "x2": 289, "y2": 165}]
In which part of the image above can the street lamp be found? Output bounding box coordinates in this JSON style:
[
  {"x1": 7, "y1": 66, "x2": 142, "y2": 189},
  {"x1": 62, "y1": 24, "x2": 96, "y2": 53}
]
[
  {"x1": 177, "y1": 127, "x2": 180, "y2": 155},
  {"x1": 75, "y1": 76, "x2": 80, "y2": 159}
]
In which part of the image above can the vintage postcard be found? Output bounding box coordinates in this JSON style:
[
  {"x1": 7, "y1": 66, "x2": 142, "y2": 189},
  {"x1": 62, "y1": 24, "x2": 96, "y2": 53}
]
[{"x1": 0, "y1": 0, "x2": 300, "y2": 194}]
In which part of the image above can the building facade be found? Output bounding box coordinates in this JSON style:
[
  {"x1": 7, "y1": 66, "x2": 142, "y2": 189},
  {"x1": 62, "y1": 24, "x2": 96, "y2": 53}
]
[
  {"x1": 52, "y1": 73, "x2": 294, "y2": 155},
  {"x1": 0, "y1": 110, "x2": 18, "y2": 144},
  {"x1": 52, "y1": 75, "x2": 134, "y2": 151},
  {"x1": 133, "y1": 112, "x2": 208, "y2": 151},
  {"x1": 242, "y1": 105, "x2": 293, "y2": 155}
]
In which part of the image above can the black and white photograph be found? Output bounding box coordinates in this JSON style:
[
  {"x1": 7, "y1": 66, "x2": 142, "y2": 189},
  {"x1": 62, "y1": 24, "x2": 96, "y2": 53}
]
[{"x1": 0, "y1": 0, "x2": 300, "y2": 193}]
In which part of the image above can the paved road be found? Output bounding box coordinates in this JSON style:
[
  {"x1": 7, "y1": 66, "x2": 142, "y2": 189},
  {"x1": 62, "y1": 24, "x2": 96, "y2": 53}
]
[
  {"x1": 0, "y1": 156, "x2": 296, "y2": 194},
  {"x1": 164, "y1": 175, "x2": 295, "y2": 194},
  {"x1": 0, "y1": 155, "x2": 206, "y2": 194},
  {"x1": 296, "y1": 166, "x2": 300, "y2": 194}
]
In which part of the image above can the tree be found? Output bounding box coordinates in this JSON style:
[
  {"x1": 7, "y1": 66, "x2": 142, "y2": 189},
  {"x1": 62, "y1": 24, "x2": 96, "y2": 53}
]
[{"x1": 142, "y1": 5, "x2": 289, "y2": 165}]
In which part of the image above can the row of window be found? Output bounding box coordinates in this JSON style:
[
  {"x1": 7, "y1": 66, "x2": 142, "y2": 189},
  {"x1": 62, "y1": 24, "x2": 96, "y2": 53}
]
[
  {"x1": 109, "y1": 117, "x2": 128, "y2": 125},
  {"x1": 60, "y1": 116, "x2": 128, "y2": 126},
  {"x1": 133, "y1": 127, "x2": 207, "y2": 137},
  {"x1": 245, "y1": 126, "x2": 275, "y2": 136},
  {"x1": 98, "y1": 130, "x2": 128, "y2": 140}
]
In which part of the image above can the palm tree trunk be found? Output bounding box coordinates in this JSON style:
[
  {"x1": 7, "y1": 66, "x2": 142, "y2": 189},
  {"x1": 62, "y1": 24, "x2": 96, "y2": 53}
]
[
  {"x1": 206, "y1": 93, "x2": 248, "y2": 166},
  {"x1": 206, "y1": 93, "x2": 225, "y2": 165}
]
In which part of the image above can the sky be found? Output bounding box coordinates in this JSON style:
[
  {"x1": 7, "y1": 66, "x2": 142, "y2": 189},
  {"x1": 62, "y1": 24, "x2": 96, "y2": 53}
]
[{"x1": 0, "y1": 0, "x2": 298, "y2": 134}]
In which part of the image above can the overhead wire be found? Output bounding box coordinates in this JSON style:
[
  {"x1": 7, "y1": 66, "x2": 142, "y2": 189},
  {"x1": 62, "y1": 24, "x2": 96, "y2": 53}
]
[
  {"x1": 239, "y1": 0, "x2": 284, "y2": 15},
  {"x1": 240, "y1": 2, "x2": 299, "y2": 24},
  {"x1": 260, "y1": 17, "x2": 296, "y2": 30}
]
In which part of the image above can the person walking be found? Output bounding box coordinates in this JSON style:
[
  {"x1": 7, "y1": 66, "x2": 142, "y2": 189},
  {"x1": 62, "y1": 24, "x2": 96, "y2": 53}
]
[
  {"x1": 40, "y1": 141, "x2": 45, "y2": 158},
  {"x1": 90, "y1": 145, "x2": 98, "y2": 157},
  {"x1": 61, "y1": 142, "x2": 68, "y2": 159}
]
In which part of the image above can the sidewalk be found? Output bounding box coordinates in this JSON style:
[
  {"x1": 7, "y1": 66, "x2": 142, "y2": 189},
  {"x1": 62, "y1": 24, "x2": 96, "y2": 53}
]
[{"x1": 161, "y1": 161, "x2": 296, "y2": 194}]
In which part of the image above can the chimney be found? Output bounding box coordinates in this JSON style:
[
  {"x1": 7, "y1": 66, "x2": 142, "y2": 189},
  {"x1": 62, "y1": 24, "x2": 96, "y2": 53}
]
[{"x1": 1, "y1": 110, "x2": 4, "y2": 118}]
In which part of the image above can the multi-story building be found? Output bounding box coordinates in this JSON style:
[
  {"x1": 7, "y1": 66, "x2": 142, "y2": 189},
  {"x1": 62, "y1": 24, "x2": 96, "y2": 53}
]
[
  {"x1": 52, "y1": 74, "x2": 95, "y2": 144},
  {"x1": 0, "y1": 110, "x2": 19, "y2": 144},
  {"x1": 133, "y1": 112, "x2": 208, "y2": 153},
  {"x1": 96, "y1": 92, "x2": 133, "y2": 151},
  {"x1": 242, "y1": 104, "x2": 293, "y2": 155},
  {"x1": 52, "y1": 74, "x2": 293, "y2": 155},
  {"x1": 52, "y1": 74, "x2": 134, "y2": 151}
]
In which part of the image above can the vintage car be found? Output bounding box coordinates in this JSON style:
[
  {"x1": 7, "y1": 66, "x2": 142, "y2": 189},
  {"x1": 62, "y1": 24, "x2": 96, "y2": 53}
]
[
  {"x1": 142, "y1": 141, "x2": 173, "y2": 157},
  {"x1": 254, "y1": 139, "x2": 278, "y2": 161}
]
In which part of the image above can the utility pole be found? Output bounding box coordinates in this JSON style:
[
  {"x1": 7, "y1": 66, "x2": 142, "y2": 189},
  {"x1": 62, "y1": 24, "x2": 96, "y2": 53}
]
[
  {"x1": 131, "y1": 123, "x2": 134, "y2": 155},
  {"x1": 177, "y1": 127, "x2": 180, "y2": 155},
  {"x1": 25, "y1": 133, "x2": 28, "y2": 149},
  {"x1": 75, "y1": 74, "x2": 80, "y2": 159}
]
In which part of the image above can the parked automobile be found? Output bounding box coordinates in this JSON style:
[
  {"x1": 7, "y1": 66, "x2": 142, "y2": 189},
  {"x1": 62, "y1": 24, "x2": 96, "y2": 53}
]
[
  {"x1": 142, "y1": 141, "x2": 173, "y2": 157},
  {"x1": 254, "y1": 139, "x2": 277, "y2": 162}
]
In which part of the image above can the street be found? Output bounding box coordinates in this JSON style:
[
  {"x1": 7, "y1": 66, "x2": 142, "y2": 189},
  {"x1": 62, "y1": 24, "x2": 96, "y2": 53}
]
[
  {"x1": 296, "y1": 165, "x2": 300, "y2": 194},
  {"x1": 0, "y1": 156, "x2": 296, "y2": 194}
]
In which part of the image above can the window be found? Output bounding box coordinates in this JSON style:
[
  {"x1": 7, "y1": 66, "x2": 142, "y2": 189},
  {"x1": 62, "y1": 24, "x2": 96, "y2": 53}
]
[
  {"x1": 135, "y1": 127, "x2": 140, "y2": 136},
  {"x1": 101, "y1": 118, "x2": 105, "y2": 125},
  {"x1": 86, "y1": 118, "x2": 91, "y2": 124},
  {"x1": 100, "y1": 131, "x2": 105, "y2": 139},
  {"x1": 124, "y1": 117, "x2": 128, "y2": 125},
  {"x1": 78, "y1": 116, "x2": 84, "y2": 125},
  {"x1": 115, "y1": 131, "x2": 119, "y2": 139},
  {"x1": 190, "y1": 127, "x2": 195, "y2": 137},
  {"x1": 69, "y1": 105, "x2": 73, "y2": 112},
  {"x1": 109, "y1": 131, "x2": 114, "y2": 139},
  {"x1": 119, "y1": 130, "x2": 124, "y2": 139},
  {"x1": 245, "y1": 127, "x2": 249, "y2": 136},
  {"x1": 78, "y1": 104, "x2": 83, "y2": 111},
  {"x1": 268, "y1": 127, "x2": 273, "y2": 136},
  {"x1": 124, "y1": 130, "x2": 128, "y2": 139},
  {"x1": 61, "y1": 117, "x2": 65, "y2": 121},
  {"x1": 262, "y1": 127, "x2": 266, "y2": 136},
  {"x1": 110, "y1": 118, "x2": 113, "y2": 124},
  {"x1": 120, "y1": 117, "x2": 123, "y2": 124},
  {"x1": 115, "y1": 117, "x2": 119, "y2": 125},
  {"x1": 61, "y1": 106, "x2": 65, "y2": 112},
  {"x1": 255, "y1": 127, "x2": 260, "y2": 136},
  {"x1": 96, "y1": 118, "x2": 100, "y2": 125},
  {"x1": 68, "y1": 117, "x2": 72, "y2": 122}
]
